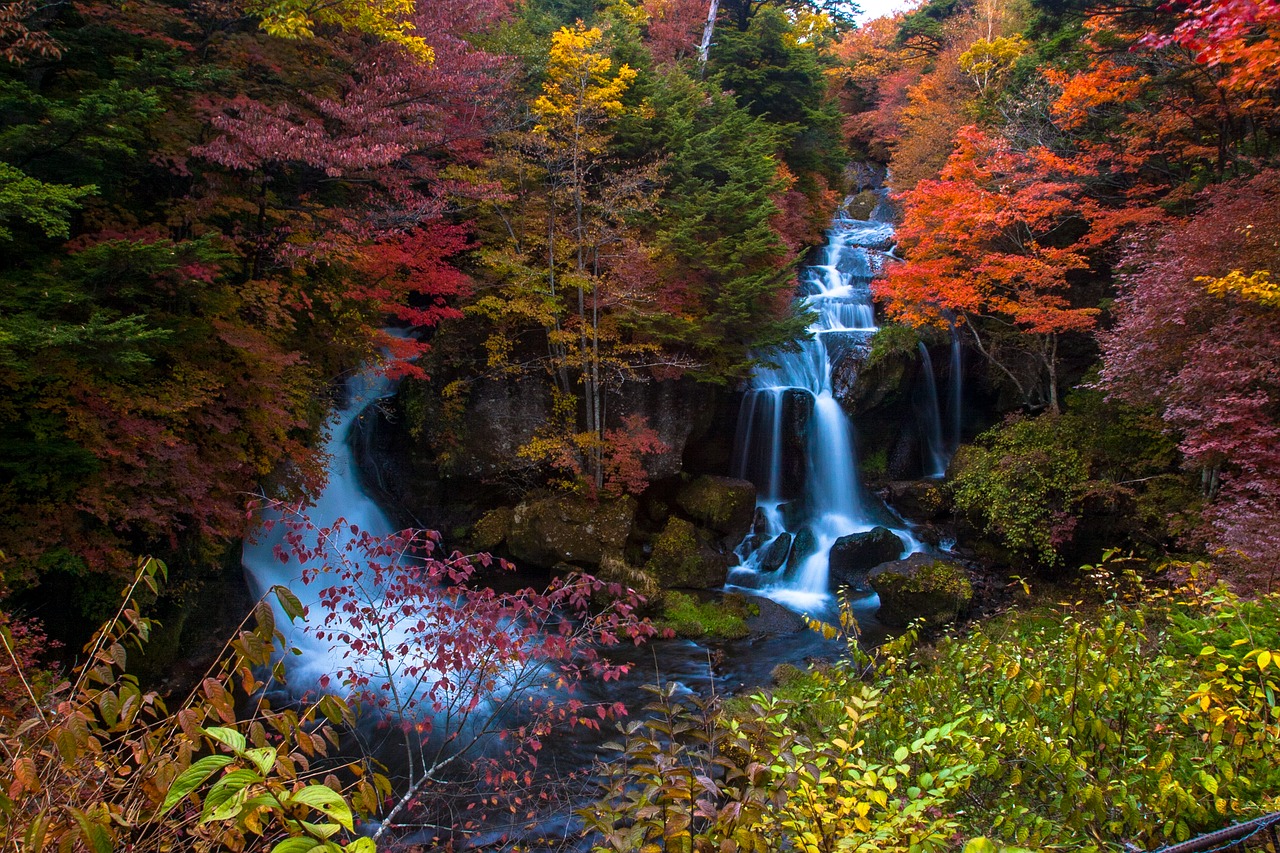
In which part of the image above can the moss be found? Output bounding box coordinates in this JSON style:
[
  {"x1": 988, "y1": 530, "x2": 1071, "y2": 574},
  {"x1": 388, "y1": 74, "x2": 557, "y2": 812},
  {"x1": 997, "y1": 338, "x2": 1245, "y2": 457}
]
[
  {"x1": 470, "y1": 507, "x2": 513, "y2": 552},
  {"x1": 865, "y1": 324, "x2": 919, "y2": 369},
  {"x1": 872, "y1": 559, "x2": 973, "y2": 627},
  {"x1": 644, "y1": 517, "x2": 729, "y2": 589},
  {"x1": 656, "y1": 591, "x2": 751, "y2": 640},
  {"x1": 674, "y1": 475, "x2": 755, "y2": 535},
  {"x1": 878, "y1": 560, "x2": 971, "y2": 598},
  {"x1": 862, "y1": 448, "x2": 888, "y2": 480}
]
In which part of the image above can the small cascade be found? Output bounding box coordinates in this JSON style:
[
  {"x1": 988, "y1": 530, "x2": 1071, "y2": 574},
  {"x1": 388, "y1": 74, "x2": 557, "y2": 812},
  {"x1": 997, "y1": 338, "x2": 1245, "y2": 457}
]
[
  {"x1": 242, "y1": 360, "x2": 400, "y2": 692},
  {"x1": 731, "y1": 203, "x2": 915, "y2": 612},
  {"x1": 916, "y1": 342, "x2": 948, "y2": 478},
  {"x1": 948, "y1": 326, "x2": 963, "y2": 453}
]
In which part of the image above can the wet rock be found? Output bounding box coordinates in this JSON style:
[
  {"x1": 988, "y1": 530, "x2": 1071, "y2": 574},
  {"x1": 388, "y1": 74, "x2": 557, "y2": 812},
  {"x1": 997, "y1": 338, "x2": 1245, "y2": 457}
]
[
  {"x1": 785, "y1": 527, "x2": 819, "y2": 573},
  {"x1": 507, "y1": 494, "x2": 636, "y2": 569},
  {"x1": 674, "y1": 475, "x2": 757, "y2": 537},
  {"x1": 777, "y1": 500, "x2": 809, "y2": 531},
  {"x1": 828, "y1": 527, "x2": 905, "y2": 589},
  {"x1": 755, "y1": 533, "x2": 792, "y2": 574},
  {"x1": 752, "y1": 506, "x2": 770, "y2": 535},
  {"x1": 645, "y1": 517, "x2": 730, "y2": 589},
  {"x1": 869, "y1": 554, "x2": 972, "y2": 628}
]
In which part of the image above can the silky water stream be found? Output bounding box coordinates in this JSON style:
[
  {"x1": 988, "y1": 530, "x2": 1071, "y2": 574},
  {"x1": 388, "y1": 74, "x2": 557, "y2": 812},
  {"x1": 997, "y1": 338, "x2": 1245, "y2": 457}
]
[{"x1": 729, "y1": 200, "x2": 922, "y2": 617}]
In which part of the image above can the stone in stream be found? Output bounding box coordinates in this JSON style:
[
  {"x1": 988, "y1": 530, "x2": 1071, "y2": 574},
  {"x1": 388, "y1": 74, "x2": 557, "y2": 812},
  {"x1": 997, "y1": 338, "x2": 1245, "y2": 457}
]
[
  {"x1": 828, "y1": 526, "x2": 905, "y2": 589},
  {"x1": 869, "y1": 553, "x2": 972, "y2": 627},
  {"x1": 785, "y1": 527, "x2": 819, "y2": 573},
  {"x1": 755, "y1": 532, "x2": 792, "y2": 573}
]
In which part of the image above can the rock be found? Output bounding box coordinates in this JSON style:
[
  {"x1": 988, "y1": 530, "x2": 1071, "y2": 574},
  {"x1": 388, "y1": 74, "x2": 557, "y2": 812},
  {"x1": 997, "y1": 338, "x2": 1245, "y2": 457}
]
[
  {"x1": 882, "y1": 480, "x2": 950, "y2": 521},
  {"x1": 470, "y1": 507, "x2": 513, "y2": 552},
  {"x1": 674, "y1": 475, "x2": 757, "y2": 537},
  {"x1": 777, "y1": 500, "x2": 809, "y2": 531},
  {"x1": 755, "y1": 533, "x2": 792, "y2": 573},
  {"x1": 870, "y1": 554, "x2": 972, "y2": 628},
  {"x1": 828, "y1": 527, "x2": 905, "y2": 588},
  {"x1": 751, "y1": 506, "x2": 770, "y2": 535},
  {"x1": 645, "y1": 517, "x2": 730, "y2": 589},
  {"x1": 612, "y1": 378, "x2": 717, "y2": 480},
  {"x1": 785, "y1": 527, "x2": 819, "y2": 573},
  {"x1": 507, "y1": 494, "x2": 636, "y2": 569}
]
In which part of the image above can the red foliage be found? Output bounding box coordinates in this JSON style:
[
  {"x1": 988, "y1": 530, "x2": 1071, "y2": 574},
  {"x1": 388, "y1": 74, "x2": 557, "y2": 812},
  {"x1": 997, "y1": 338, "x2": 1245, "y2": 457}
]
[
  {"x1": 1099, "y1": 170, "x2": 1280, "y2": 580},
  {"x1": 642, "y1": 0, "x2": 706, "y2": 67},
  {"x1": 1144, "y1": 0, "x2": 1280, "y2": 94},
  {"x1": 602, "y1": 414, "x2": 669, "y2": 497}
]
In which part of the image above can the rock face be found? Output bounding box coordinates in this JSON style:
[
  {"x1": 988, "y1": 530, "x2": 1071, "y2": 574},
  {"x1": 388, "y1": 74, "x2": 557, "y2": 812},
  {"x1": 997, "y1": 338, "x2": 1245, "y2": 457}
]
[
  {"x1": 828, "y1": 527, "x2": 905, "y2": 588},
  {"x1": 645, "y1": 517, "x2": 730, "y2": 589},
  {"x1": 440, "y1": 376, "x2": 553, "y2": 480},
  {"x1": 674, "y1": 475, "x2": 757, "y2": 537},
  {"x1": 506, "y1": 494, "x2": 636, "y2": 569},
  {"x1": 869, "y1": 554, "x2": 972, "y2": 627}
]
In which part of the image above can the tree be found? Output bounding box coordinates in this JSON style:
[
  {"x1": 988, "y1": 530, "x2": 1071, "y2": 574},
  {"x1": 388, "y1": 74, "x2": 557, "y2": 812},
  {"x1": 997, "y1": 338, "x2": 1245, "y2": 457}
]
[
  {"x1": 1099, "y1": 170, "x2": 1280, "y2": 582},
  {"x1": 876, "y1": 126, "x2": 1101, "y2": 414},
  {"x1": 267, "y1": 511, "x2": 657, "y2": 843}
]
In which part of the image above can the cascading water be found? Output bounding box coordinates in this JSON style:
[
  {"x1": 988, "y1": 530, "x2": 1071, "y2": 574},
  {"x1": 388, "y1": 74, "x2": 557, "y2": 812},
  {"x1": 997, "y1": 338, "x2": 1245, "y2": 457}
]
[
  {"x1": 731, "y1": 201, "x2": 915, "y2": 612},
  {"x1": 916, "y1": 341, "x2": 948, "y2": 479},
  {"x1": 242, "y1": 361, "x2": 400, "y2": 691},
  {"x1": 949, "y1": 326, "x2": 963, "y2": 453}
]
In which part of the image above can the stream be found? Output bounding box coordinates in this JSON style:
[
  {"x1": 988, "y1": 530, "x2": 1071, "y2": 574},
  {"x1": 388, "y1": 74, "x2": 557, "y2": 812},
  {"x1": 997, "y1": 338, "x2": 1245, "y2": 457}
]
[{"x1": 240, "y1": 196, "x2": 922, "y2": 848}]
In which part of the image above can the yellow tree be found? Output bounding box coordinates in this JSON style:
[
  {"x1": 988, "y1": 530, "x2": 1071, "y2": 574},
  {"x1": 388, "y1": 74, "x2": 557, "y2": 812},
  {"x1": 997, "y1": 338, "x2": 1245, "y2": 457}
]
[{"x1": 529, "y1": 23, "x2": 640, "y2": 491}]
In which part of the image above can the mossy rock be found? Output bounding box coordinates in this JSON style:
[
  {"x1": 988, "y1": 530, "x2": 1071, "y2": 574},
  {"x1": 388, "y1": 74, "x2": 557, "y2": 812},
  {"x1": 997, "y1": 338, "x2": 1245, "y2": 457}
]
[
  {"x1": 656, "y1": 590, "x2": 752, "y2": 640},
  {"x1": 645, "y1": 517, "x2": 730, "y2": 589},
  {"x1": 756, "y1": 532, "x2": 792, "y2": 573},
  {"x1": 883, "y1": 480, "x2": 950, "y2": 521},
  {"x1": 470, "y1": 507, "x2": 513, "y2": 552},
  {"x1": 828, "y1": 527, "x2": 904, "y2": 588},
  {"x1": 674, "y1": 475, "x2": 757, "y2": 536},
  {"x1": 870, "y1": 554, "x2": 972, "y2": 628},
  {"x1": 507, "y1": 494, "x2": 636, "y2": 569}
]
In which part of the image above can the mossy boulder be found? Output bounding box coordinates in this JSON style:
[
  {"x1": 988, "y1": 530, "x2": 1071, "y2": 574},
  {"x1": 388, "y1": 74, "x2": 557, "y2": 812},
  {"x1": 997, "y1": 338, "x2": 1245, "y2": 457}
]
[
  {"x1": 470, "y1": 507, "x2": 513, "y2": 552},
  {"x1": 656, "y1": 591, "x2": 754, "y2": 640},
  {"x1": 882, "y1": 480, "x2": 950, "y2": 521},
  {"x1": 870, "y1": 554, "x2": 972, "y2": 628},
  {"x1": 828, "y1": 527, "x2": 905, "y2": 588},
  {"x1": 507, "y1": 493, "x2": 636, "y2": 569},
  {"x1": 674, "y1": 475, "x2": 757, "y2": 537},
  {"x1": 645, "y1": 517, "x2": 730, "y2": 589}
]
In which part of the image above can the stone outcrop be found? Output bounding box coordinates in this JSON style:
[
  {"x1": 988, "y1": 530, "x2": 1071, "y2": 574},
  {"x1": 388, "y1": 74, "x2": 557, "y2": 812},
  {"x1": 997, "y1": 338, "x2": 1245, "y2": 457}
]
[
  {"x1": 881, "y1": 480, "x2": 950, "y2": 521},
  {"x1": 674, "y1": 475, "x2": 757, "y2": 538},
  {"x1": 869, "y1": 553, "x2": 972, "y2": 627},
  {"x1": 506, "y1": 493, "x2": 636, "y2": 569}
]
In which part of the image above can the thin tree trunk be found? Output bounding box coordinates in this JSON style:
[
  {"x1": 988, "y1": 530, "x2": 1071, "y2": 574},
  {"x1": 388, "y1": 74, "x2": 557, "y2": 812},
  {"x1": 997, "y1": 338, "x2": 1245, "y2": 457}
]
[{"x1": 698, "y1": 0, "x2": 720, "y2": 74}]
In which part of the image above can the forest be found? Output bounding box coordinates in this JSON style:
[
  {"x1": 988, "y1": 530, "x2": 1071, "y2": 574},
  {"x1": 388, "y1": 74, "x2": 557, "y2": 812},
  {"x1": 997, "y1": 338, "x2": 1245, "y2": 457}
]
[{"x1": 0, "y1": 0, "x2": 1278, "y2": 849}]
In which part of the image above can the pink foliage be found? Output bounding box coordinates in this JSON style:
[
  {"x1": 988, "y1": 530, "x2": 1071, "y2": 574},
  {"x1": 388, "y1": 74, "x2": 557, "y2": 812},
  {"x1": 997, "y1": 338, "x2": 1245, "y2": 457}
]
[
  {"x1": 602, "y1": 414, "x2": 669, "y2": 497},
  {"x1": 642, "y1": 0, "x2": 706, "y2": 67},
  {"x1": 1099, "y1": 170, "x2": 1280, "y2": 581}
]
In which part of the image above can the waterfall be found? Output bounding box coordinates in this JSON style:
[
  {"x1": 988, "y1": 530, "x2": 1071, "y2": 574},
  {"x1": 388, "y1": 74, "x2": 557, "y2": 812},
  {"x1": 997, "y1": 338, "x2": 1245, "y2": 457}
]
[
  {"x1": 948, "y1": 326, "x2": 963, "y2": 452},
  {"x1": 730, "y1": 203, "x2": 914, "y2": 612},
  {"x1": 242, "y1": 359, "x2": 401, "y2": 692},
  {"x1": 916, "y1": 342, "x2": 948, "y2": 479}
]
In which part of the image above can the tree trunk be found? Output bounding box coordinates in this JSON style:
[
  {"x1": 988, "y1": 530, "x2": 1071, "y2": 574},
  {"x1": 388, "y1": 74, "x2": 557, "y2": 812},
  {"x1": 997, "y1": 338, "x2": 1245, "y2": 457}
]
[{"x1": 698, "y1": 0, "x2": 720, "y2": 73}]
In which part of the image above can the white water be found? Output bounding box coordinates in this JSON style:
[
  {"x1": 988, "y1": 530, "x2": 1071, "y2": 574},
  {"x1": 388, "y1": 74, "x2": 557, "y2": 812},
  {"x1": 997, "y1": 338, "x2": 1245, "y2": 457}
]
[
  {"x1": 242, "y1": 362, "x2": 401, "y2": 691},
  {"x1": 731, "y1": 203, "x2": 915, "y2": 612},
  {"x1": 917, "y1": 341, "x2": 948, "y2": 479}
]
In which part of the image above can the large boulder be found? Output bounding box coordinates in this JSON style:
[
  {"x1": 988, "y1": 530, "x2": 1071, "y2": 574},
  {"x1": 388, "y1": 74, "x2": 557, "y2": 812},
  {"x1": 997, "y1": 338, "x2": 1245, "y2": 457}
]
[
  {"x1": 755, "y1": 533, "x2": 792, "y2": 574},
  {"x1": 870, "y1": 554, "x2": 972, "y2": 628},
  {"x1": 882, "y1": 480, "x2": 949, "y2": 521},
  {"x1": 674, "y1": 475, "x2": 757, "y2": 537},
  {"x1": 507, "y1": 494, "x2": 636, "y2": 569},
  {"x1": 828, "y1": 527, "x2": 905, "y2": 588},
  {"x1": 645, "y1": 517, "x2": 730, "y2": 589}
]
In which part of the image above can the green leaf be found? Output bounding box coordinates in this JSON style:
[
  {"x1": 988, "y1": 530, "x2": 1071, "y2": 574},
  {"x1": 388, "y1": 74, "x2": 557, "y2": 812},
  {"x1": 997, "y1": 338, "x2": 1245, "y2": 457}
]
[
  {"x1": 345, "y1": 838, "x2": 376, "y2": 853},
  {"x1": 204, "y1": 725, "x2": 247, "y2": 754},
  {"x1": 964, "y1": 839, "x2": 999, "y2": 853},
  {"x1": 287, "y1": 784, "x2": 355, "y2": 831},
  {"x1": 893, "y1": 746, "x2": 910, "y2": 763},
  {"x1": 160, "y1": 754, "x2": 236, "y2": 814},
  {"x1": 202, "y1": 769, "x2": 263, "y2": 815},
  {"x1": 272, "y1": 840, "x2": 324, "y2": 853},
  {"x1": 69, "y1": 808, "x2": 113, "y2": 853},
  {"x1": 243, "y1": 746, "x2": 278, "y2": 776},
  {"x1": 274, "y1": 585, "x2": 307, "y2": 623}
]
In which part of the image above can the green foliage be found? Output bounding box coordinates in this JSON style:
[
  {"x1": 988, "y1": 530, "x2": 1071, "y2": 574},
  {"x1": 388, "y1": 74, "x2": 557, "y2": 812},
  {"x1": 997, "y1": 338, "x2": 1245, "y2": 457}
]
[
  {"x1": 656, "y1": 591, "x2": 752, "y2": 640},
  {"x1": 951, "y1": 392, "x2": 1193, "y2": 567},
  {"x1": 0, "y1": 162, "x2": 95, "y2": 241},
  {"x1": 587, "y1": 562, "x2": 1280, "y2": 851},
  {"x1": 0, "y1": 557, "x2": 383, "y2": 851},
  {"x1": 865, "y1": 324, "x2": 920, "y2": 369}
]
